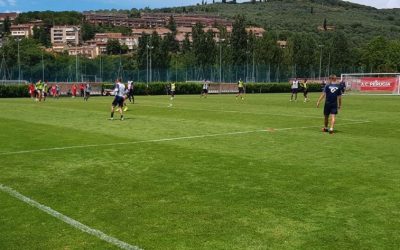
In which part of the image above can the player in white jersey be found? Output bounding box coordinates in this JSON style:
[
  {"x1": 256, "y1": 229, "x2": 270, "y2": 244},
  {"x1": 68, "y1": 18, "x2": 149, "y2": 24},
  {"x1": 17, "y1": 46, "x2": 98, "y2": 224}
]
[
  {"x1": 201, "y1": 80, "x2": 209, "y2": 98},
  {"x1": 127, "y1": 81, "x2": 134, "y2": 103},
  {"x1": 290, "y1": 78, "x2": 299, "y2": 102},
  {"x1": 110, "y1": 78, "x2": 126, "y2": 121}
]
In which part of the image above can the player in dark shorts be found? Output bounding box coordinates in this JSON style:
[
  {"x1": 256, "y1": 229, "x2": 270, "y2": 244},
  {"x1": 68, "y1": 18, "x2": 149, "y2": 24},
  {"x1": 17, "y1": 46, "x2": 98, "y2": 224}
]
[
  {"x1": 301, "y1": 79, "x2": 309, "y2": 102},
  {"x1": 201, "y1": 80, "x2": 209, "y2": 98},
  {"x1": 110, "y1": 79, "x2": 126, "y2": 121},
  {"x1": 127, "y1": 81, "x2": 134, "y2": 103},
  {"x1": 290, "y1": 78, "x2": 299, "y2": 102},
  {"x1": 236, "y1": 79, "x2": 245, "y2": 100},
  {"x1": 339, "y1": 80, "x2": 346, "y2": 94},
  {"x1": 317, "y1": 75, "x2": 343, "y2": 134},
  {"x1": 84, "y1": 83, "x2": 91, "y2": 101}
]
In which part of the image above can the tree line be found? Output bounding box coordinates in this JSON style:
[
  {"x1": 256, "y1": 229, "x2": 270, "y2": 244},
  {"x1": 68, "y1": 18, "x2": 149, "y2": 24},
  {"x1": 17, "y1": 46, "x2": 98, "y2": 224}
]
[{"x1": 1, "y1": 15, "x2": 399, "y2": 82}]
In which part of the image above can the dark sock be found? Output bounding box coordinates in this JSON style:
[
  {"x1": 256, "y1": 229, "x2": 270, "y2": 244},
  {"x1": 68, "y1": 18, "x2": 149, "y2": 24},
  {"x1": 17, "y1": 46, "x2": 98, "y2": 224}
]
[{"x1": 111, "y1": 112, "x2": 114, "y2": 118}]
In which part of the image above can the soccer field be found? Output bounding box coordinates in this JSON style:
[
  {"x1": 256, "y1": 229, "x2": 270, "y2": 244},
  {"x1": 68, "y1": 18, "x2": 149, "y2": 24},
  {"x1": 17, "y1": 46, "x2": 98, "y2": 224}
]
[{"x1": 0, "y1": 93, "x2": 399, "y2": 249}]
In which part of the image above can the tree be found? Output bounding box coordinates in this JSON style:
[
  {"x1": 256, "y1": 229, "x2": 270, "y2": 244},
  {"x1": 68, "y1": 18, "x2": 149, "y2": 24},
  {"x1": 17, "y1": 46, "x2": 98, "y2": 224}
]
[
  {"x1": 327, "y1": 31, "x2": 352, "y2": 73},
  {"x1": 288, "y1": 33, "x2": 318, "y2": 77},
  {"x1": 3, "y1": 17, "x2": 11, "y2": 34},
  {"x1": 231, "y1": 15, "x2": 248, "y2": 67},
  {"x1": 106, "y1": 39, "x2": 126, "y2": 55},
  {"x1": 167, "y1": 16, "x2": 177, "y2": 34},
  {"x1": 164, "y1": 32, "x2": 180, "y2": 53},
  {"x1": 81, "y1": 22, "x2": 96, "y2": 41},
  {"x1": 137, "y1": 33, "x2": 150, "y2": 69},
  {"x1": 360, "y1": 36, "x2": 390, "y2": 72},
  {"x1": 192, "y1": 23, "x2": 216, "y2": 74},
  {"x1": 32, "y1": 26, "x2": 51, "y2": 47}
]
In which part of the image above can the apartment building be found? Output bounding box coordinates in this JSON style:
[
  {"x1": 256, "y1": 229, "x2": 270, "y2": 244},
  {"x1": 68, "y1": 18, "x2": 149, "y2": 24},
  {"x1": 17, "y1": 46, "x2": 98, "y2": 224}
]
[
  {"x1": 92, "y1": 33, "x2": 139, "y2": 51},
  {"x1": 68, "y1": 45, "x2": 100, "y2": 59},
  {"x1": 0, "y1": 12, "x2": 18, "y2": 22},
  {"x1": 84, "y1": 12, "x2": 233, "y2": 29},
  {"x1": 10, "y1": 24, "x2": 34, "y2": 39},
  {"x1": 51, "y1": 26, "x2": 80, "y2": 45}
]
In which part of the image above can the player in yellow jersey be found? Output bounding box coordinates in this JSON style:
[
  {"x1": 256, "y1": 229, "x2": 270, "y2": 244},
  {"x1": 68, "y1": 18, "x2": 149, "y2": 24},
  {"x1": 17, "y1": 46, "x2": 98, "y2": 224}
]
[
  {"x1": 301, "y1": 79, "x2": 309, "y2": 102},
  {"x1": 236, "y1": 79, "x2": 245, "y2": 100},
  {"x1": 170, "y1": 82, "x2": 176, "y2": 100},
  {"x1": 35, "y1": 80, "x2": 43, "y2": 102}
]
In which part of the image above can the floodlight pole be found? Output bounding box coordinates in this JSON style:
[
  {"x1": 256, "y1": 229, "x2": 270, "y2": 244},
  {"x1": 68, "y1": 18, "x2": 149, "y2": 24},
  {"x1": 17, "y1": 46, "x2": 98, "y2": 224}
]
[
  {"x1": 146, "y1": 44, "x2": 154, "y2": 84},
  {"x1": 219, "y1": 39, "x2": 225, "y2": 83},
  {"x1": 42, "y1": 52, "x2": 45, "y2": 81},
  {"x1": 146, "y1": 44, "x2": 149, "y2": 85},
  {"x1": 17, "y1": 38, "x2": 21, "y2": 83},
  {"x1": 252, "y1": 50, "x2": 255, "y2": 82},
  {"x1": 318, "y1": 44, "x2": 324, "y2": 80}
]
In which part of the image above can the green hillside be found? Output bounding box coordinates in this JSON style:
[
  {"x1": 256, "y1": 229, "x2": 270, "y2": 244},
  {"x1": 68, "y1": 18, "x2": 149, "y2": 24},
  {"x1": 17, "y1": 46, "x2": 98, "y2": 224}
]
[{"x1": 156, "y1": 0, "x2": 400, "y2": 44}]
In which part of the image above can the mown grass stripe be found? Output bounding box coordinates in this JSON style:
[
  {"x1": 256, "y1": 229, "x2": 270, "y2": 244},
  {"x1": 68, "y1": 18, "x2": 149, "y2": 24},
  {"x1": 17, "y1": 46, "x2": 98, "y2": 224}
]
[{"x1": 0, "y1": 184, "x2": 142, "y2": 250}]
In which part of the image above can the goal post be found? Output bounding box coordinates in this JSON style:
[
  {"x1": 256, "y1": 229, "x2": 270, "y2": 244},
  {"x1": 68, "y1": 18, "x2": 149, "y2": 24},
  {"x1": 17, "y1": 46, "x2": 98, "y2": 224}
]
[{"x1": 341, "y1": 73, "x2": 400, "y2": 95}]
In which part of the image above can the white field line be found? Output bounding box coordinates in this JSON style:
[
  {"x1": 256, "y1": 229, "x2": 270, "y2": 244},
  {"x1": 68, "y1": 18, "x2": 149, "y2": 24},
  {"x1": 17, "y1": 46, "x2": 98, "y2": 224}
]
[
  {"x1": 138, "y1": 102, "x2": 369, "y2": 122},
  {"x1": 0, "y1": 121, "x2": 370, "y2": 156},
  {"x1": 0, "y1": 184, "x2": 141, "y2": 250}
]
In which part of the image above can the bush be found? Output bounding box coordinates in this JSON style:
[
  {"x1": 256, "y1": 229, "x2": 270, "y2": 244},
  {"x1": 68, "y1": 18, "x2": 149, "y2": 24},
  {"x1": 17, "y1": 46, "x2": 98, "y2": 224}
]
[
  {"x1": 0, "y1": 85, "x2": 29, "y2": 98},
  {"x1": 101, "y1": 82, "x2": 202, "y2": 95},
  {"x1": 102, "y1": 82, "x2": 323, "y2": 95},
  {"x1": 244, "y1": 82, "x2": 322, "y2": 93}
]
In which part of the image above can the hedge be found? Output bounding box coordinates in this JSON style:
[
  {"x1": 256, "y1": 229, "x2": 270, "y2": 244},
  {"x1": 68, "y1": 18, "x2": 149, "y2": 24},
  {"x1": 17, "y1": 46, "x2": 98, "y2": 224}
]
[
  {"x1": 103, "y1": 82, "x2": 322, "y2": 95},
  {"x1": 0, "y1": 85, "x2": 29, "y2": 98},
  {"x1": 245, "y1": 83, "x2": 322, "y2": 93},
  {"x1": 0, "y1": 82, "x2": 323, "y2": 98}
]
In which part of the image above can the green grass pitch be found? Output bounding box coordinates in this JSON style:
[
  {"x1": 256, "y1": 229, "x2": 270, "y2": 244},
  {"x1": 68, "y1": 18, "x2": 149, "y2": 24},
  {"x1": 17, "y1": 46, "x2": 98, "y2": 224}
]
[{"x1": 0, "y1": 93, "x2": 399, "y2": 249}]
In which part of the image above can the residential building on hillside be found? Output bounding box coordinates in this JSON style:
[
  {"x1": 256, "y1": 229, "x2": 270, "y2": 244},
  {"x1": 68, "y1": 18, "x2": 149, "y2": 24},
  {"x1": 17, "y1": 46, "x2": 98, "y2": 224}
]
[
  {"x1": 0, "y1": 12, "x2": 18, "y2": 22},
  {"x1": 68, "y1": 45, "x2": 100, "y2": 59},
  {"x1": 83, "y1": 12, "x2": 232, "y2": 29},
  {"x1": 92, "y1": 33, "x2": 139, "y2": 51},
  {"x1": 51, "y1": 26, "x2": 80, "y2": 45},
  {"x1": 10, "y1": 24, "x2": 34, "y2": 39}
]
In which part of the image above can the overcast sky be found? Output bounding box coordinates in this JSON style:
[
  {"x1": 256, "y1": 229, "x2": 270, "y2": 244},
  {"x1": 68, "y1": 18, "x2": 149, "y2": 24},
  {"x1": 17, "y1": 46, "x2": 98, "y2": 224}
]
[{"x1": 0, "y1": 0, "x2": 399, "y2": 12}]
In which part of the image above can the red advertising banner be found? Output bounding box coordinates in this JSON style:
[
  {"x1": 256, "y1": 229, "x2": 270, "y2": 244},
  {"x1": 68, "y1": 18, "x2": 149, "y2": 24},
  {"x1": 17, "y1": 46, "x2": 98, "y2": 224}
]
[{"x1": 360, "y1": 77, "x2": 398, "y2": 92}]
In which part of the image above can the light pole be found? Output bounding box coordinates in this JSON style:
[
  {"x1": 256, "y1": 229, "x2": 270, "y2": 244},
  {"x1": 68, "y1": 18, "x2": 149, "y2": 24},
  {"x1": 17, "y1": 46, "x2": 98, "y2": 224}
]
[
  {"x1": 219, "y1": 38, "x2": 225, "y2": 83},
  {"x1": 252, "y1": 50, "x2": 255, "y2": 82},
  {"x1": 318, "y1": 44, "x2": 324, "y2": 80},
  {"x1": 327, "y1": 51, "x2": 331, "y2": 76},
  {"x1": 146, "y1": 44, "x2": 154, "y2": 85},
  {"x1": 17, "y1": 38, "x2": 21, "y2": 83},
  {"x1": 42, "y1": 51, "x2": 45, "y2": 81}
]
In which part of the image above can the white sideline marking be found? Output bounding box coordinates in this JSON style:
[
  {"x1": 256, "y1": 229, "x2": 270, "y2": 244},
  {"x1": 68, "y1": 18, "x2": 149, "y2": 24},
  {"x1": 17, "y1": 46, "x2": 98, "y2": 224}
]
[
  {"x1": 139, "y1": 103, "x2": 369, "y2": 122},
  {"x1": 0, "y1": 184, "x2": 141, "y2": 250},
  {"x1": 0, "y1": 121, "x2": 370, "y2": 156}
]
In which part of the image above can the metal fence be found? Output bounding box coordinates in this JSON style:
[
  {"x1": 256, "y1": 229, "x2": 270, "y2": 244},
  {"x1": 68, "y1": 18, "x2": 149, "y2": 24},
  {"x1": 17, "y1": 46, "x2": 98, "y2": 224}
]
[{"x1": 1, "y1": 60, "x2": 366, "y2": 83}]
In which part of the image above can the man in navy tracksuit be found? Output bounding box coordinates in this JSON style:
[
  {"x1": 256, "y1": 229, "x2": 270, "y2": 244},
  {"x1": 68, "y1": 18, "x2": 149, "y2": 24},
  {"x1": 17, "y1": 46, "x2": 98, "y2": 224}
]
[{"x1": 317, "y1": 75, "x2": 343, "y2": 134}]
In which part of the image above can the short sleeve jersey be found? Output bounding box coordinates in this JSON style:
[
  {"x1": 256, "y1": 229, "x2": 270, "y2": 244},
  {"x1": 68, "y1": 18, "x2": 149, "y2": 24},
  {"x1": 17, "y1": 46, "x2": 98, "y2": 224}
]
[
  {"x1": 324, "y1": 83, "x2": 342, "y2": 104},
  {"x1": 115, "y1": 82, "x2": 126, "y2": 97},
  {"x1": 291, "y1": 80, "x2": 299, "y2": 89}
]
